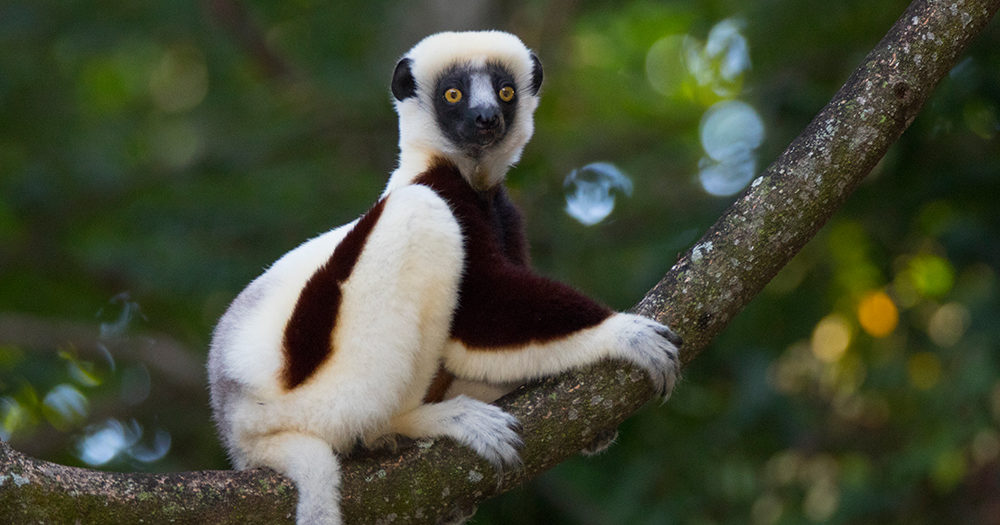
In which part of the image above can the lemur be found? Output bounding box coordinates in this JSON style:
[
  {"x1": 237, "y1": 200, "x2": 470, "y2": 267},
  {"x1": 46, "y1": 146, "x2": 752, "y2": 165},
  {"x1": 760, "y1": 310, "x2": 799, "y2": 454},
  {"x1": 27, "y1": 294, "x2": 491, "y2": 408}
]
[{"x1": 208, "y1": 31, "x2": 681, "y2": 525}]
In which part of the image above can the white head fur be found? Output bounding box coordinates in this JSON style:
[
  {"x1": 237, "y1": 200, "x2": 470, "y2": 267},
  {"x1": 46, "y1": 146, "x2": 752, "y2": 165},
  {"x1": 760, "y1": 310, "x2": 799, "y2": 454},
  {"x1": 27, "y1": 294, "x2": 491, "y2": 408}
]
[{"x1": 387, "y1": 31, "x2": 543, "y2": 192}]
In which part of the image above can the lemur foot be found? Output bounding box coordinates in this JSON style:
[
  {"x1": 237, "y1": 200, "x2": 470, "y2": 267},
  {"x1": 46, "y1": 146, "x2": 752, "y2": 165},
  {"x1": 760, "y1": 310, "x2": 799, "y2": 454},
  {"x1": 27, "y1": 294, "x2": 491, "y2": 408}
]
[
  {"x1": 364, "y1": 432, "x2": 403, "y2": 453},
  {"x1": 443, "y1": 396, "x2": 523, "y2": 468}
]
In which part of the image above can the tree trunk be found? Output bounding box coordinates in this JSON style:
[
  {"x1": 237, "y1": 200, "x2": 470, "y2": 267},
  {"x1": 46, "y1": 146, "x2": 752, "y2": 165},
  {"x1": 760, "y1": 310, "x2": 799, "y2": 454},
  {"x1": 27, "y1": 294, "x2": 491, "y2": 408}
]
[{"x1": 2, "y1": 0, "x2": 998, "y2": 522}]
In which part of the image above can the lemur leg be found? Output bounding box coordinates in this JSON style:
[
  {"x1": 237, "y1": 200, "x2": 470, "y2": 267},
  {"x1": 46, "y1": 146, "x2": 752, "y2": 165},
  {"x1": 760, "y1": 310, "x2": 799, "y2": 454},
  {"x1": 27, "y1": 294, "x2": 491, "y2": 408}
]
[
  {"x1": 301, "y1": 183, "x2": 465, "y2": 440},
  {"x1": 382, "y1": 395, "x2": 523, "y2": 467},
  {"x1": 349, "y1": 210, "x2": 527, "y2": 468},
  {"x1": 217, "y1": 185, "x2": 465, "y2": 525},
  {"x1": 242, "y1": 432, "x2": 342, "y2": 525},
  {"x1": 343, "y1": 187, "x2": 527, "y2": 468}
]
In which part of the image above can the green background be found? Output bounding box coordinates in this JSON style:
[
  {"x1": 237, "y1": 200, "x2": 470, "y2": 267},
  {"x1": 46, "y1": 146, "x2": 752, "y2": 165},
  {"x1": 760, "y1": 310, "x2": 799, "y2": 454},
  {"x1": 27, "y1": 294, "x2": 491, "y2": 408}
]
[{"x1": 1, "y1": 1, "x2": 998, "y2": 523}]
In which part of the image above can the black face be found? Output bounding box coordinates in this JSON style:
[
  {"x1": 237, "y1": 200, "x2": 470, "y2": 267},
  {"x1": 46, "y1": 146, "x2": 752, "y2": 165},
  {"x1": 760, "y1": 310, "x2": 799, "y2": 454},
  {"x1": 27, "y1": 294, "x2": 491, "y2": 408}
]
[
  {"x1": 431, "y1": 62, "x2": 520, "y2": 157},
  {"x1": 391, "y1": 54, "x2": 544, "y2": 157}
]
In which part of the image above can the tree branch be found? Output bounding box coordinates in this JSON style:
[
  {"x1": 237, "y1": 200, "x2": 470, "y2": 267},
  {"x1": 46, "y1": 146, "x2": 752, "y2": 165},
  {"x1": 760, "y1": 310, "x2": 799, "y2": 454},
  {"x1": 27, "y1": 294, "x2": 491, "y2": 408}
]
[{"x1": 2, "y1": 0, "x2": 997, "y2": 522}]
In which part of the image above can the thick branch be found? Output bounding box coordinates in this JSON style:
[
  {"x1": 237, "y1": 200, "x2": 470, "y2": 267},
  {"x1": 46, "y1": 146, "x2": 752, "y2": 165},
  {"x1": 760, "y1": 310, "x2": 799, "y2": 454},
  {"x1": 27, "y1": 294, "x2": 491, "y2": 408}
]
[{"x1": 2, "y1": 0, "x2": 998, "y2": 522}]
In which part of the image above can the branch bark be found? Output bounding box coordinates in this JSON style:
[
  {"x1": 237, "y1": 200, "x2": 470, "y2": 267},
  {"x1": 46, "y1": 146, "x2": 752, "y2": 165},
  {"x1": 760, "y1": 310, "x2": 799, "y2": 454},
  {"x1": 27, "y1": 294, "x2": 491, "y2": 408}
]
[{"x1": 2, "y1": 0, "x2": 998, "y2": 522}]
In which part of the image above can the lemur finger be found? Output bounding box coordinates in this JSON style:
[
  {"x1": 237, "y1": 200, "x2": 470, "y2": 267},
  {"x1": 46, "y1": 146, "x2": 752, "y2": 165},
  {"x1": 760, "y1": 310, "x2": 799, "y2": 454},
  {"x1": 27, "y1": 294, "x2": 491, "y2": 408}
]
[
  {"x1": 510, "y1": 418, "x2": 525, "y2": 438},
  {"x1": 655, "y1": 325, "x2": 683, "y2": 348},
  {"x1": 662, "y1": 366, "x2": 678, "y2": 401}
]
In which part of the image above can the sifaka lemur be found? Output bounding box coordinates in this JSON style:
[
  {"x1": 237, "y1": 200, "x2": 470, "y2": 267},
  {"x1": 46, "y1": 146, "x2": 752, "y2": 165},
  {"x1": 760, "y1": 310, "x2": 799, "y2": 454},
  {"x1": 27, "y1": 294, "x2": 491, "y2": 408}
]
[{"x1": 208, "y1": 30, "x2": 681, "y2": 525}]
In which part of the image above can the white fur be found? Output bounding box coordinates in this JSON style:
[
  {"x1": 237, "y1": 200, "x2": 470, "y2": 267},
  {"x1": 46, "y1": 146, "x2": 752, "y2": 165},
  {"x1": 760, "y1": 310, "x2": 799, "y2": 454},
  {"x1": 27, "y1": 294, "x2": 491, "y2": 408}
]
[
  {"x1": 384, "y1": 395, "x2": 523, "y2": 467},
  {"x1": 442, "y1": 313, "x2": 679, "y2": 398},
  {"x1": 215, "y1": 224, "x2": 354, "y2": 398},
  {"x1": 244, "y1": 432, "x2": 341, "y2": 523},
  {"x1": 210, "y1": 185, "x2": 465, "y2": 525},
  {"x1": 466, "y1": 72, "x2": 496, "y2": 109},
  {"x1": 208, "y1": 31, "x2": 679, "y2": 525}
]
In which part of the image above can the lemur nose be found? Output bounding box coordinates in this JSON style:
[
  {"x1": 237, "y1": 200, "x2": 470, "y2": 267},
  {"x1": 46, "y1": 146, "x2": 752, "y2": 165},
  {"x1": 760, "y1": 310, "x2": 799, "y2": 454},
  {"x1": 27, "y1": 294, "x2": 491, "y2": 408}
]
[{"x1": 474, "y1": 107, "x2": 501, "y2": 129}]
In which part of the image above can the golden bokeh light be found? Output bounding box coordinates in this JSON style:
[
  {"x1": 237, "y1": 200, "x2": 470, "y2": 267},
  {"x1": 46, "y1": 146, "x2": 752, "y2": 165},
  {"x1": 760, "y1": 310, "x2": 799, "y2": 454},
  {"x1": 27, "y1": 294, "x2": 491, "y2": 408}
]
[{"x1": 857, "y1": 290, "x2": 898, "y2": 338}]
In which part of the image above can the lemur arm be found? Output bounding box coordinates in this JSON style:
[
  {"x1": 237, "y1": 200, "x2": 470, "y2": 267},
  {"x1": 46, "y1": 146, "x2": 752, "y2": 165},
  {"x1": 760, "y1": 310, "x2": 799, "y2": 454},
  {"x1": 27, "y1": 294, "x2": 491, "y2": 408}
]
[
  {"x1": 444, "y1": 216, "x2": 677, "y2": 391},
  {"x1": 416, "y1": 161, "x2": 679, "y2": 396},
  {"x1": 450, "y1": 260, "x2": 612, "y2": 348}
]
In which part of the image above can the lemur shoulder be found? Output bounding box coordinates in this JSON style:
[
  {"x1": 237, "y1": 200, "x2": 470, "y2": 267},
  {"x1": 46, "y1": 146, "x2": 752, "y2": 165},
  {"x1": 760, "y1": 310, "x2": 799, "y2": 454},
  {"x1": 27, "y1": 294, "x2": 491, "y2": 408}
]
[{"x1": 207, "y1": 30, "x2": 681, "y2": 525}]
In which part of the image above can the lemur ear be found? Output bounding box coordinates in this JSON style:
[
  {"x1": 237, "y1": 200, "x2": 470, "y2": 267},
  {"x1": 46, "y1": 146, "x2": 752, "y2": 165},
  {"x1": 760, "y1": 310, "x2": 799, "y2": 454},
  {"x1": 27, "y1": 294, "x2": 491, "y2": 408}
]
[
  {"x1": 391, "y1": 58, "x2": 416, "y2": 101},
  {"x1": 529, "y1": 53, "x2": 543, "y2": 95}
]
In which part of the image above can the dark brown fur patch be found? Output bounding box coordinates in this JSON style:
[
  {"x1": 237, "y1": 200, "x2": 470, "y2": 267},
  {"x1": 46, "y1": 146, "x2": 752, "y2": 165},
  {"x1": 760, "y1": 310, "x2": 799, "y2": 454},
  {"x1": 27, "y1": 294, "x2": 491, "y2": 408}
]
[
  {"x1": 415, "y1": 160, "x2": 612, "y2": 349},
  {"x1": 422, "y1": 364, "x2": 456, "y2": 403},
  {"x1": 281, "y1": 198, "x2": 387, "y2": 389}
]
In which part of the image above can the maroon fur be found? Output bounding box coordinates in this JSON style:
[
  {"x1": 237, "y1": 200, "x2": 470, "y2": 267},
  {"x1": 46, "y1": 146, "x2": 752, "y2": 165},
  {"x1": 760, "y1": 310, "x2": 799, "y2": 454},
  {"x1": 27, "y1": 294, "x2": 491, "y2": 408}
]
[
  {"x1": 281, "y1": 198, "x2": 388, "y2": 389},
  {"x1": 492, "y1": 189, "x2": 530, "y2": 267},
  {"x1": 422, "y1": 364, "x2": 456, "y2": 403},
  {"x1": 415, "y1": 160, "x2": 612, "y2": 350}
]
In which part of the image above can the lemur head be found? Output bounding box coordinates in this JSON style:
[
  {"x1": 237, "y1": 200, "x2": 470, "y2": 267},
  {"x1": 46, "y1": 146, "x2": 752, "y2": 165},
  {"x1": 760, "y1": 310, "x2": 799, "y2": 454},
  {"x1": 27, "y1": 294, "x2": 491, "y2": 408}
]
[{"x1": 391, "y1": 31, "x2": 543, "y2": 191}]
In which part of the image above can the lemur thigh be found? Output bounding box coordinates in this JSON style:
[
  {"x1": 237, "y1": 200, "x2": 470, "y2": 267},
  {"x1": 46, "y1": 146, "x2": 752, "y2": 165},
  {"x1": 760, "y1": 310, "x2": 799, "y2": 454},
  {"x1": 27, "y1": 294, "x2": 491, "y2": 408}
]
[
  {"x1": 326, "y1": 184, "x2": 465, "y2": 424},
  {"x1": 224, "y1": 185, "x2": 464, "y2": 450}
]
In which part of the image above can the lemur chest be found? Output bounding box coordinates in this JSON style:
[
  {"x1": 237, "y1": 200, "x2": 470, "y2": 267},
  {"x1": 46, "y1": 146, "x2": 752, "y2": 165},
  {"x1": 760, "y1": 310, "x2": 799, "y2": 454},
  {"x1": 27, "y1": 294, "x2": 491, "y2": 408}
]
[{"x1": 413, "y1": 161, "x2": 526, "y2": 271}]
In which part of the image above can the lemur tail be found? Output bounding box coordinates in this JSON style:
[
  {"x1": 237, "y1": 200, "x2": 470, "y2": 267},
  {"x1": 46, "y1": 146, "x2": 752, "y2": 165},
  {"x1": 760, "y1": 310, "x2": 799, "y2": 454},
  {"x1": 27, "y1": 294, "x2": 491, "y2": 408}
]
[{"x1": 245, "y1": 431, "x2": 343, "y2": 525}]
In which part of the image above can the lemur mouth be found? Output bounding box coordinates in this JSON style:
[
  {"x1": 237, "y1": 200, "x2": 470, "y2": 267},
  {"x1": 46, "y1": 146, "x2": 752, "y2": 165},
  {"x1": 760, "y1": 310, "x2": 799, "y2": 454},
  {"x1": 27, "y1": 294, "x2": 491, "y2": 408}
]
[
  {"x1": 470, "y1": 122, "x2": 506, "y2": 148},
  {"x1": 464, "y1": 137, "x2": 502, "y2": 158},
  {"x1": 475, "y1": 129, "x2": 502, "y2": 145}
]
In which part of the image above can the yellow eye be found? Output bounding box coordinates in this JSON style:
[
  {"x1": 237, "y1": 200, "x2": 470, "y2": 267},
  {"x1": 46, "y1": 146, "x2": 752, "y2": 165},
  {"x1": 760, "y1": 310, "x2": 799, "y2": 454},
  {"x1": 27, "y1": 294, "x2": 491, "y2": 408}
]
[
  {"x1": 444, "y1": 88, "x2": 462, "y2": 103},
  {"x1": 498, "y1": 86, "x2": 515, "y2": 102}
]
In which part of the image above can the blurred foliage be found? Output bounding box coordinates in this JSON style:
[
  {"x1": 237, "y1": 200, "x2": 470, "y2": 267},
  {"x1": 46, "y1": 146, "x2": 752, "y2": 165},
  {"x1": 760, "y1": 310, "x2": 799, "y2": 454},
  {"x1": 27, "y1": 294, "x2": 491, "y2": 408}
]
[{"x1": 1, "y1": 0, "x2": 999, "y2": 523}]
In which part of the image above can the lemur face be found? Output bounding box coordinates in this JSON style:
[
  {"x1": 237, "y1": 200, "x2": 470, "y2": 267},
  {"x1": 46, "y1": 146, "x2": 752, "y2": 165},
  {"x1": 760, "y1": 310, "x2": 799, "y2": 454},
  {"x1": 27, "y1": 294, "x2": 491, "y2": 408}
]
[
  {"x1": 431, "y1": 62, "x2": 519, "y2": 157},
  {"x1": 390, "y1": 31, "x2": 543, "y2": 188}
]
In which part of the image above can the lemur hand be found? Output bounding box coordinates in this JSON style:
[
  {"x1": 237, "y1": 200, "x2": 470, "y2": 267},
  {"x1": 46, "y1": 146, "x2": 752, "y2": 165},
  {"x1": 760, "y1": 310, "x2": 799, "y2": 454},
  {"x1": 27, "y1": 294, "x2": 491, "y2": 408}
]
[{"x1": 609, "y1": 313, "x2": 682, "y2": 400}]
